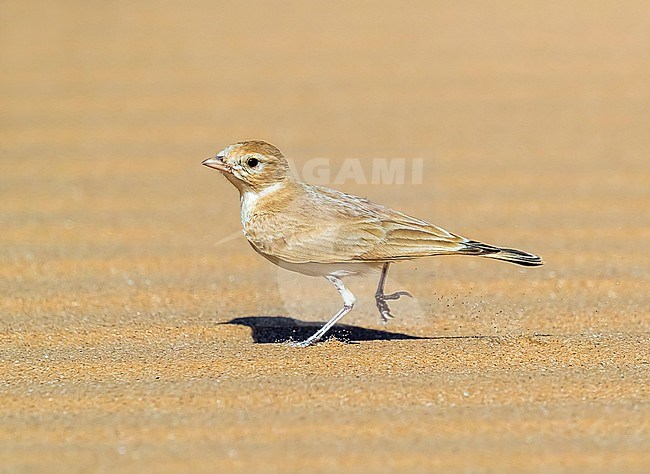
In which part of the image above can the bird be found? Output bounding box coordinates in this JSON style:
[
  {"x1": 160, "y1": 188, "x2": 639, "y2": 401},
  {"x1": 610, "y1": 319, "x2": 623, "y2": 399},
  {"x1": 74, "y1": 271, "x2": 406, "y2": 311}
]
[{"x1": 202, "y1": 140, "x2": 543, "y2": 347}]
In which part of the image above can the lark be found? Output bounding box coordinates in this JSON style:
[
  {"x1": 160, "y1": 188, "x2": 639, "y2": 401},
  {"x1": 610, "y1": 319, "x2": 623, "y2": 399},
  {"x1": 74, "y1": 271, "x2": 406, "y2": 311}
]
[{"x1": 203, "y1": 141, "x2": 543, "y2": 347}]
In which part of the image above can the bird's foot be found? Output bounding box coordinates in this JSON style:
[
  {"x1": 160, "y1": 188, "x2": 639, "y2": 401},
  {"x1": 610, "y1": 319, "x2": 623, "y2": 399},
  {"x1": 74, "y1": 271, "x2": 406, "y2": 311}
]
[
  {"x1": 289, "y1": 339, "x2": 313, "y2": 348},
  {"x1": 375, "y1": 290, "x2": 413, "y2": 323}
]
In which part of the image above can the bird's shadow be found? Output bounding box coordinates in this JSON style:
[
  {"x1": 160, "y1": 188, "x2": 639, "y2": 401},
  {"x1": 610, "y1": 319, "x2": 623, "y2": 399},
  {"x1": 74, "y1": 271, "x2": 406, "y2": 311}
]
[{"x1": 223, "y1": 316, "x2": 432, "y2": 344}]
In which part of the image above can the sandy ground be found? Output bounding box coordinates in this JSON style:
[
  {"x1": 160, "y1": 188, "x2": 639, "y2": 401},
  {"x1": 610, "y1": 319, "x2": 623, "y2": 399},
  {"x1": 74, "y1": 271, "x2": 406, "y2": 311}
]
[{"x1": 1, "y1": 1, "x2": 649, "y2": 472}]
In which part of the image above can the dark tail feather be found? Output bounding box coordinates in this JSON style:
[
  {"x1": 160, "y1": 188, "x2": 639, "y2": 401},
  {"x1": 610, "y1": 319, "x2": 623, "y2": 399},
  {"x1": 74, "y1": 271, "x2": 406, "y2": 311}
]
[{"x1": 464, "y1": 241, "x2": 543, "y2": 267}]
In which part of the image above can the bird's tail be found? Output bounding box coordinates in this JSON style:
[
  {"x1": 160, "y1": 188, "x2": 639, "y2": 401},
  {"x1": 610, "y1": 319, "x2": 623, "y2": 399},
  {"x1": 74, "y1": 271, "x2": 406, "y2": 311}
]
[{"x1": 463, "y1": 240, "x2": 543, "y2": 267}]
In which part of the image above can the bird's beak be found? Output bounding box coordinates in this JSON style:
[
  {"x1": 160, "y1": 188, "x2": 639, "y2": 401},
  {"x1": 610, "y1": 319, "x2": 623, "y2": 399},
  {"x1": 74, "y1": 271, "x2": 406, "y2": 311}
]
[{"x1": 202, "y1": 156, "x2": 232, "y2": 173}]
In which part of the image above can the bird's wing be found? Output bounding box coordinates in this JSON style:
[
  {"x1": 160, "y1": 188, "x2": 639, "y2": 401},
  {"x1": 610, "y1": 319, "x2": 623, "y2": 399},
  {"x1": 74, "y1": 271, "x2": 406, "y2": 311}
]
[
  {"x1": 359, "y1": 210, "x2": 471, "y2": 261},
  {"x1": 245, "y1": 205, "x2": 385, "y2": 264},
  {"x1": 246, "y1": 184, "x2": 475, "y2": 264}
]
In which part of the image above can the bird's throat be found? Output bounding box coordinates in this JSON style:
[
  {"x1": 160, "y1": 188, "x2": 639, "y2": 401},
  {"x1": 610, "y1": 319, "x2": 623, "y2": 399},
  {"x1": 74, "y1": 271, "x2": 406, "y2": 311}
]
[{"x1": 240, "y1": 181, "x2": 287, "y2": 225}]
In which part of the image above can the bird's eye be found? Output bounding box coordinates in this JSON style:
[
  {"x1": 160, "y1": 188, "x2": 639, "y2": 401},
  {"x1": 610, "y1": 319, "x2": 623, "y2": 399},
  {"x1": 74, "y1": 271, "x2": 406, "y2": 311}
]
[{"x1": 246, "y1": 157, "x2": 259, "y2": 168}]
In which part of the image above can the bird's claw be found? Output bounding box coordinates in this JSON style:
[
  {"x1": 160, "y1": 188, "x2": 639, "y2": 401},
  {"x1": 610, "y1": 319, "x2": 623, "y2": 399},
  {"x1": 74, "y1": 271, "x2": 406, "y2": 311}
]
[
  {"x1": 289, "y1": 339, "x2": 313, "y2": 348},
  {"x1": 383, "y1": 290, "x2": 413, "y2": 301},
  {"x1": 375, "y1": 297, "x2": 394, "y2": 323},
  {"x1": 375, "y1": 290, "x2": 413, "y2": 323}
]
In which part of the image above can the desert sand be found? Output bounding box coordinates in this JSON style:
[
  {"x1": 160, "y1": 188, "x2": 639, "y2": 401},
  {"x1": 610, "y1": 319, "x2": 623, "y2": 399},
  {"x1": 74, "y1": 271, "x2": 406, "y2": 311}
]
[{"x1": 1, "y1": 1, "x2": 648, "y2": 472}]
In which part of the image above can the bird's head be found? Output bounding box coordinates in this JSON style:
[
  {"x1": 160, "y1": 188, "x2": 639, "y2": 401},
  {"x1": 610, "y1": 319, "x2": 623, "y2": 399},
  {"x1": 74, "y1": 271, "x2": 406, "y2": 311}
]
[{"x1": 202, "y1": 140, "x2": 293, "y2": 193}]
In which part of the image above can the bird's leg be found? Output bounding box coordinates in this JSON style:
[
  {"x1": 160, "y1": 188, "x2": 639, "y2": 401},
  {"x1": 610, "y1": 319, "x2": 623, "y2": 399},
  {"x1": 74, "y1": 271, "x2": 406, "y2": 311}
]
[
  {"x1": 374, "y1": 263, "x2": 413, "y2": 323},
  {"x1": 291, "y1": 275, "x2": 356, "y2": 347}
]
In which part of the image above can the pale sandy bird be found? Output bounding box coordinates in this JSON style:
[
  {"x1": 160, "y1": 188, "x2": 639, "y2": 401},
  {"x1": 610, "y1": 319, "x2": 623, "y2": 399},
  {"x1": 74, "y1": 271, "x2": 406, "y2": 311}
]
[{"x1": 203, "y1": 141, "x2": 543, "y2": 347}]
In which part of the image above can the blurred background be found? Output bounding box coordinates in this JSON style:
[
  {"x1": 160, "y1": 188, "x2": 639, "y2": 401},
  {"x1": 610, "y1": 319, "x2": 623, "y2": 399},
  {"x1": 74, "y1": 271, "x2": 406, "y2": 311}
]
[
  {"x1": 1, "y1": 1, "x2": 649, "y2": 470},
  {"x1": 1, "y1": 0, "x2": 647, "y2": 331}
]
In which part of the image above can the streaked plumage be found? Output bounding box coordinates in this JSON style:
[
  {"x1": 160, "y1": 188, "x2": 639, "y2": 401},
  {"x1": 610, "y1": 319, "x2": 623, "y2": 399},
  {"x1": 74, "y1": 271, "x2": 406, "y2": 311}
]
[{"x1": 203, "y1": 140, "x2": 543, "y2": 346}]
